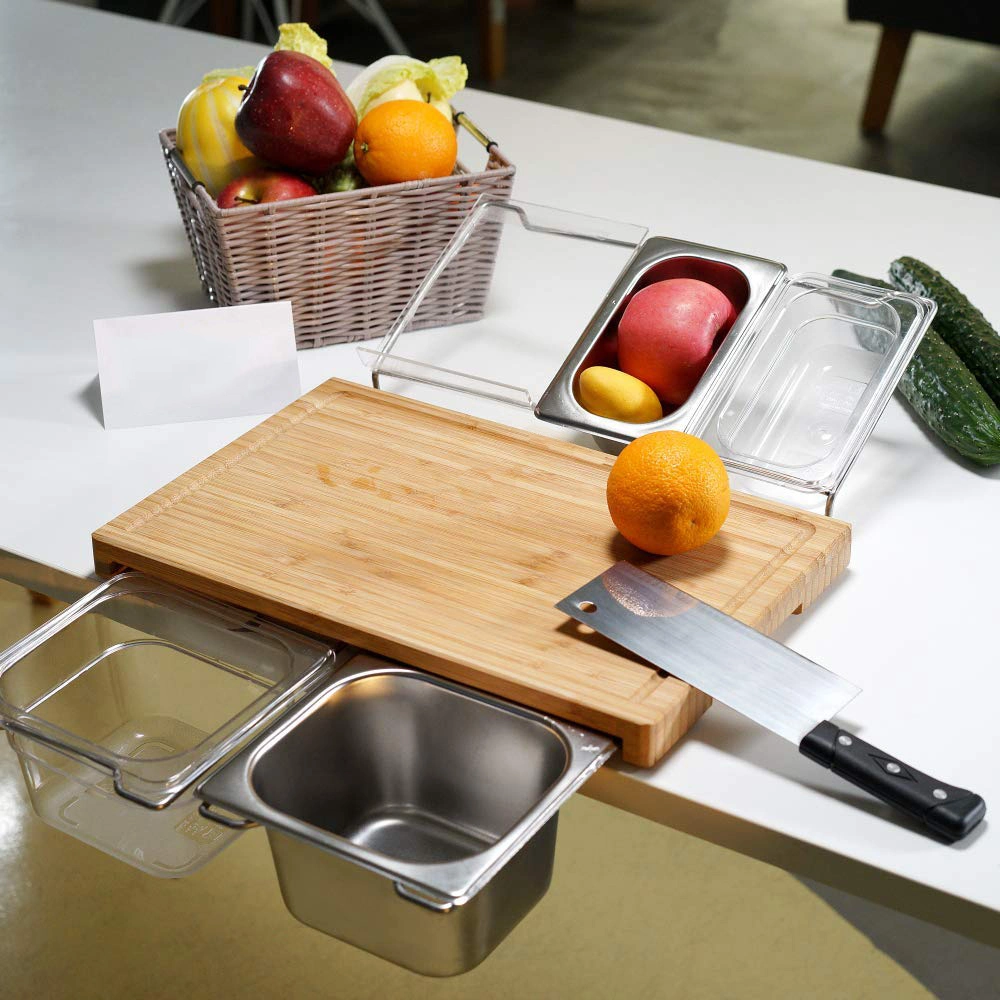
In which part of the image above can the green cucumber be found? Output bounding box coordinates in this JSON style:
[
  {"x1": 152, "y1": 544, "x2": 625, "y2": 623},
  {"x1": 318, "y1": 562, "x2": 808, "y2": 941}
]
[
  {"x1": 890, "y1": 257, "x2": 1000, "y2": 408},
  {"x1": 833, "y1": 269, "x2": 1000, "y2": 466}
]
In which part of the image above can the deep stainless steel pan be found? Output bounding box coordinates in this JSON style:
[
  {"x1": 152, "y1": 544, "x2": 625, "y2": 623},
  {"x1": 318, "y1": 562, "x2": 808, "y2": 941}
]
[{"x1": 197, "y1": 652, "x2": 615, "y2": 976}]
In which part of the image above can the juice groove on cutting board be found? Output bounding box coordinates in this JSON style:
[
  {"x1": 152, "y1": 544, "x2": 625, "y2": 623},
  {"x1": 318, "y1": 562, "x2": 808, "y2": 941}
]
[{"x1": 92, "y1": 379, "x2": 851, "y2": 766}]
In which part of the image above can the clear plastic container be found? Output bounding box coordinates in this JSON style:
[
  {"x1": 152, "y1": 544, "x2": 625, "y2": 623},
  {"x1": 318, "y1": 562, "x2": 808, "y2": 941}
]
[
  {"x1": 0, "y1": 572, "x2": 334, "y2": 876},
  {"x1": 689, "y1": 273, "x2": 930, "y2": 499},
  {"x1": 361, "y1": 199, "x2": 935, "y2": 512}
]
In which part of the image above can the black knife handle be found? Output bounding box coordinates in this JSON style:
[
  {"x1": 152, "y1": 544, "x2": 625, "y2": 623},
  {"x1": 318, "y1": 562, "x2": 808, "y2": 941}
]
[{"x1": 800, "y1": 722, "x2": 986, "y2": 843}]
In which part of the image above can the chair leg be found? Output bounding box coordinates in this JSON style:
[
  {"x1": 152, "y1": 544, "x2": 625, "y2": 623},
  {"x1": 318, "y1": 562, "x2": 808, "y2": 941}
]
[
  {"x1": 860, "y1": 26, "x2": 913, "y2": 135},
  {"x1": 209, "y1": 0, "x2": 237, "y2": 35},
  {"x1": 478, "y1": 0, "x2": 507, "y2": 82}
]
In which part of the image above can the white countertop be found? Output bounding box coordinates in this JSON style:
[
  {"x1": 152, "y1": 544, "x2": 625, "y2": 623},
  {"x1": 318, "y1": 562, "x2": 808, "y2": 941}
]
[{"x1": 4, "y1": 0, "x2": 1000, "y2": 943}]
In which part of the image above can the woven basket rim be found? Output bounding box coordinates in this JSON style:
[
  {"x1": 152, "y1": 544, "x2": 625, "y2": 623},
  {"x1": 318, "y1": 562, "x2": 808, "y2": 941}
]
[{"x1": 159, "y1": 125, "x2": 515, "y2": 217}]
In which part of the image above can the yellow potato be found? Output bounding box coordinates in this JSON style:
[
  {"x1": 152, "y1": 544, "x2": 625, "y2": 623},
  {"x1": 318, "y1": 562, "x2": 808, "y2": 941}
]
[{"x1": 578, "y1": 366, "x2": 663, "y2": 424}]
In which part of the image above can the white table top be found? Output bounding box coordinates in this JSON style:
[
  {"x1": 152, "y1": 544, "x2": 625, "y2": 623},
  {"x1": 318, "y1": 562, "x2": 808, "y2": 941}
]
[{"x1": 4, "y1": 0, "x2": 1000, "y2": 943}]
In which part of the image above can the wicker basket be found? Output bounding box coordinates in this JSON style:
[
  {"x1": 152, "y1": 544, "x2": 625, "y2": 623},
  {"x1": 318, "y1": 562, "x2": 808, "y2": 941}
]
[{"x1": 160, "y1": 114, "x2": 515, "y2": 349}]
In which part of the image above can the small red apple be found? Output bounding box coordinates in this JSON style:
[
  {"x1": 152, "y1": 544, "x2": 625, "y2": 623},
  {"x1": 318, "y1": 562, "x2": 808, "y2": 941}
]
[
  {"x1": 217, "y1": 169, "x2": 316, "y2": 209},
  {"x1": 617, "y1": 278, "x2": 738, "y2": 406}
]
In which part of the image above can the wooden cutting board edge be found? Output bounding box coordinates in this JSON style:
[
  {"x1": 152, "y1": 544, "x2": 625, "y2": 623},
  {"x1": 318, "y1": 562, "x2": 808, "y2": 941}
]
[{"x1": 92, "y1": 379, "x2": 852, "y2": 767}]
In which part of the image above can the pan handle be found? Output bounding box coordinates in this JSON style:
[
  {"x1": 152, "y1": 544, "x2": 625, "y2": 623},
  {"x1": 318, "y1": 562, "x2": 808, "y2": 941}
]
[
  {"x1": 800, "y1": 722, "x2": 986, "y2": 843},
  {"x1": 198, "y1": 801, "x2": 259, "y2": 830},
  {"x1": 394, "y1": 881, "x2": 457, "y2": 912}
]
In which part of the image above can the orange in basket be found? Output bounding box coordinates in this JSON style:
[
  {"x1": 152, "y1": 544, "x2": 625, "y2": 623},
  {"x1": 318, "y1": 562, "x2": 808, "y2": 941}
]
[{"x1": 354, "y1": 101, "x2": 458, "y2": 186}]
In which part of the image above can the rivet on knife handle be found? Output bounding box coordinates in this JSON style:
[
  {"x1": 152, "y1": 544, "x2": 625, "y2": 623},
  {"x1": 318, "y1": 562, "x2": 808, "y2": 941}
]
[{"x1": 800, "y1": 722, "x2": 986, "y2": 843}]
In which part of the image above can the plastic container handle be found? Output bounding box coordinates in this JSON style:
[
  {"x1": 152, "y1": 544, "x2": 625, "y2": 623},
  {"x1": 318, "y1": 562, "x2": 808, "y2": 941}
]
[{"x1": 3, "y1": 716, "x2": 117, "y2": 777}]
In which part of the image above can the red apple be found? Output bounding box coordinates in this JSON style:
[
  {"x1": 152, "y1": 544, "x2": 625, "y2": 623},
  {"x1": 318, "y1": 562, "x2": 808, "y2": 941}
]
[
  {"x1": 584, "y1": 331, "x2": 618, "y2": 369},
  {"x1": 236, "y1": 51, "x2": 357, "y2": 174},
  {"x1": 617, "y1": 278, "x2": 738, "y2": 406},
  {"x1": 216, "y1": 169, "x2": 316, "y2": 208}
]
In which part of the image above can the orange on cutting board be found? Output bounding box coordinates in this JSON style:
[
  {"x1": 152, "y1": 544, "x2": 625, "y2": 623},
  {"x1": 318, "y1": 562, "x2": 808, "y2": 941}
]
[
  {"x1": 606, "y1": 431, "x2": 730, "y2": 556},
  {"x1": 354, "y1": 100, "x2": 458, "y2": 186}
]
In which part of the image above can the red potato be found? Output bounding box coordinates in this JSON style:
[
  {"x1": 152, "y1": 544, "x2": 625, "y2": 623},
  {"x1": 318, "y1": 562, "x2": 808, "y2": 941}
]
[{"x1": 617, "y1": 278, "x2": 737, "y2": 406}]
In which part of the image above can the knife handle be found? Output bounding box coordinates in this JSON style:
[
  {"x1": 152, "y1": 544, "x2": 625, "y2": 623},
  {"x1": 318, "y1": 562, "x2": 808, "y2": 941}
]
[{"x1": 800, "y1": 722, "x2": 986, "y2": 843}]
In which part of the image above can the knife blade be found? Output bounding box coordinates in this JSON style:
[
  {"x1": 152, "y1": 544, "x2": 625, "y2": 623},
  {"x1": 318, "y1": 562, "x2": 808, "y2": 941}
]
[{"x1": 557, "y1": 562, "x2": 985, "y2": 843}]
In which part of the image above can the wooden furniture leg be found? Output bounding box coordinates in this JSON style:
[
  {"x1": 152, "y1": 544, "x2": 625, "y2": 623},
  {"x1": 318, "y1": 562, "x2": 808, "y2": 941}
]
[
  {"x1": 209, "y1": 0, "x2": 238, "y2": 37},
  {"x1": 478, "y1": 0, "x2": 507, "y2": 82},
  {"x1": 860, "y1": 25, "x2": 913, "y2": 135}
]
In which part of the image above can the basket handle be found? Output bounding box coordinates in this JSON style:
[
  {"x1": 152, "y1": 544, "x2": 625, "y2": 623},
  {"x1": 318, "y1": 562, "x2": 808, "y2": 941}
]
[
  {"x1": 454, "y1": 111, "x2": 498, "y2": 153},
  {"x1": 166, "y1": 144, "x2": 203, "y2": 193}
]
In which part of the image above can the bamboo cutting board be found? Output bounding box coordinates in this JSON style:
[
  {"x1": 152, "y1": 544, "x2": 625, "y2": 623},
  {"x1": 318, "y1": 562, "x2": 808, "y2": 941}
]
[{"x1": 93, "y1": 379, "x2": 851, "y2": 766}]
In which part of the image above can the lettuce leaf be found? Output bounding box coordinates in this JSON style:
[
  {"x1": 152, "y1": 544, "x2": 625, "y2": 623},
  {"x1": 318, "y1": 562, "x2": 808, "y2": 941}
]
[
  {"x1": 201, "y1": 23, "x2": 335, "y2": 84},
  {"x1": 201, "y1": 66, "x2": 255, "y2": 83},
  {"x1": 274, "y1": 22, "x2": 335, "y2": 73},
  {"x1": 346, "y1": 55, "x2": 468, "y2": 119}
]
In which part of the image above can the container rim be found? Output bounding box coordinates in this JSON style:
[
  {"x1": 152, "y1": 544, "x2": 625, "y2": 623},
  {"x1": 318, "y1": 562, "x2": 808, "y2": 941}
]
[
  {"x1": 196, "y1": 652, "x2": 616, "y2": 907},
  {"x1": 360, "y1": 196, "x2": 652, "y2": 406}
]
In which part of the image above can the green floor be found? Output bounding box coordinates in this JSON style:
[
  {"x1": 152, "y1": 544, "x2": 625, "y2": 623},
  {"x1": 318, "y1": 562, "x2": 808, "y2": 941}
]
[{"x1": 0, "y1": 580, "x2": 930, "y2": 998}]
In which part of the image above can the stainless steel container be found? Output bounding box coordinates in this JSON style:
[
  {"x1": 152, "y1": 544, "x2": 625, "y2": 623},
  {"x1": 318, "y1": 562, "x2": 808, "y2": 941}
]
[
  {"x1": 535, "y1": 236, "x2": 786, "y2": 441},
  {"x1": 197, "y1": 653, "x2": 615, "y2": 976}
]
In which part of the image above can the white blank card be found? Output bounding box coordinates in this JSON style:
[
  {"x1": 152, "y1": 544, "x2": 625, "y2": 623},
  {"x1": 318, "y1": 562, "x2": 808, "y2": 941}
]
[{"x1": 94, "y1": 301, "x2": 301, "y2": 429}]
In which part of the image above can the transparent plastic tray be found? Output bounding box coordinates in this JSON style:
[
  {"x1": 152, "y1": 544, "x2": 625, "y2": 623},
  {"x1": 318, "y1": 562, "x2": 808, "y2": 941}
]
[
  {"x1": 689, "y1": 273, "x2": 931, "y2": 499},
  {"x1": 360, "y1": 199, "x2": 649, "y2": 437},
  {"x1": 0, "y1": 572, "x2": 335, "y2": 875}
]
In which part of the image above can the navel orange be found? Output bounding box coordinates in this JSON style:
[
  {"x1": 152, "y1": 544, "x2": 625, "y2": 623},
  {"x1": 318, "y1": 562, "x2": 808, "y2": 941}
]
[
  {"x1": 354, "y1": 100, "x2": 458, "y2": 186},
  {"x1": 606, "y1": 431, "x2": 730, "y2": 555}
]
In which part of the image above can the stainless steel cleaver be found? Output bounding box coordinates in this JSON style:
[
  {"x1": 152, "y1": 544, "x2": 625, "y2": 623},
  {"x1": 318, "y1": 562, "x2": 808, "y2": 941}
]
[{"x1": 557, "y1": 561, "x2": 985, "y2": 843}]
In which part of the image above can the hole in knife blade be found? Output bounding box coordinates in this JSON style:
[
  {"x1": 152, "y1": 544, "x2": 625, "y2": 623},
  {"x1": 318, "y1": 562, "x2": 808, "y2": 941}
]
[{"x1": 577, "y1": 601, "x2": 597, "y2": 614}]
